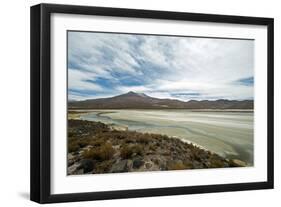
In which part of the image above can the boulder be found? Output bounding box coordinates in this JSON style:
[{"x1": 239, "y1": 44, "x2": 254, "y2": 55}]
[
  {"x1": 132, "y1": 158, "x2": 144, "y2": 169},
  {"x1": 78, "y1": 159, "x2": 95, "y2": 173},
  {"x1": 110, "y1": 160, "x2": 128, "y2": 173},
  {"x1": 67, "y1": 163, "x2": 81, "y2": 175},
  {"x1": 229, "y1": 159, "x2": 247, "y2": 167}
]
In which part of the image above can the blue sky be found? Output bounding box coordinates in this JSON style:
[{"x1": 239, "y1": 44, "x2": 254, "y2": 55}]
[{"x1": 68, "y1": 31, "x2": 254, "y2": 101}]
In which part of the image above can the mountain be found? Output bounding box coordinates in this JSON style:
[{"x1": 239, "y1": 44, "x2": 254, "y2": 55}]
[{"x1": 68, "y1": 91, "x2": 253, "y2": 109}]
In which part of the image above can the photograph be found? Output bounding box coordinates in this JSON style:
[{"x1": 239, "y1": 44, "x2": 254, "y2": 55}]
[{"x1": 67, "y1": 31, "x2": 254, "y2": 175}]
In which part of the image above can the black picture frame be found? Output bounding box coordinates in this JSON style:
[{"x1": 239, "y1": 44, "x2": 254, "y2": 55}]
[{"x1": 30, "y1": 3, "x2": 274, "y2": 204}]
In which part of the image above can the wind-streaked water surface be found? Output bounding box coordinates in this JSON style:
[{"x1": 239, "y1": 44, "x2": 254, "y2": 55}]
[{"x1": 80, "y1": 110, "x2": 254, "y2": 165}]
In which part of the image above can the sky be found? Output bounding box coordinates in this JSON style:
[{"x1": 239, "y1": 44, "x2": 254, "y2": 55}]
[{"x1": 68, "y1": 31, "x2": 254, "y2": 101}]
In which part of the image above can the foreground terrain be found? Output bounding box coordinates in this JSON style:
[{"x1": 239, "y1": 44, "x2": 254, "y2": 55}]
[{"x1": 67, "y1": 119, "x2": 247, "y2": 175}]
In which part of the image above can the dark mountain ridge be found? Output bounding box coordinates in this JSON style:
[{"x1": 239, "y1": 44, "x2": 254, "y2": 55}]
[{"x1": 69, "y1": 91, "x2": 253, "y2": 109}]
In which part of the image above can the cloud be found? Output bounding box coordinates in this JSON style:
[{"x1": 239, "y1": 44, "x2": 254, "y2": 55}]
[
  {"x1": 236, "y1": 77, "x2": 254, "y2": 86},
  {"x1": 68, "y1": 31, "x2": 254, "y2": 101},
  {"x1": 68, "y1": 68, "x2": 103, "y2": 91}
]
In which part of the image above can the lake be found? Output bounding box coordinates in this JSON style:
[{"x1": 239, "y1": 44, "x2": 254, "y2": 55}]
[{"x1": 79, "y1": 109, "x2": 254, "y2": 165}]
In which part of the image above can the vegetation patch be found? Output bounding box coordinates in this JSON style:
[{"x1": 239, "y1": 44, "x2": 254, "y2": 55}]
[{"x1": 67, "y1": 119, "x2": 247, "y2": 175}]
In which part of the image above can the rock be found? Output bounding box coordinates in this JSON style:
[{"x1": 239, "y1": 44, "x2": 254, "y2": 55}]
[
  {"x1": 159, "y1": 163, "x2": 167, "y2": 170},
  {"x1": 193, "y1": 160, "x2": 203, "y2": 169},
  {"x1": 161, "y1": 150, "x2": 171, "y2": 156},
  {"x1": 229, "y1": 159, "x2": 247, "y2": 167},
  {"x1": 146, "y1": 150, "x2": 154, "y2": 155},
  {"x1": 75, "y1": 169, "x2": 84, "y2": 174},
  {"x1": 67, "y1": 153, "x2": 76, "y2": 166},
  {"x1": 78, "y1": 159, "x2": 95, "y2": 173},
  {"x1": 133, "y1": 158, "x2": 144, "y2": 169},
  {"x1": 145, "y1": 162, "x2": 153, "y2": 169},
  {"x1": 68, "y1": 159, "x2": 75, "y2": 167},
  {"x1": 153, "y1": 157, "x2": 167, "y2": 169},
  {"x1": 73, "y1": 151, "x2": 79, "y2": 156},
  {"x1": 126, "y1": 159, "x2": 133, "y2": 171},
  {"x1": 204, "y1": 161, "x2": 211, "y2": 168},
  {"x1": 67, "y1": 163, "x2": 80, "y2": 175},
  {"x1": 132, "y1": 152, "x2": 137, "y2": 157},
  {"x1": 68, "y1": 153, "x2": 75, "y2": 160},
  {"x1": 110, "y1": 160, "x2": 128, "y2": 173},
  {"x1": 83, "y1": 145, "x2": 93, "y2": 151}
]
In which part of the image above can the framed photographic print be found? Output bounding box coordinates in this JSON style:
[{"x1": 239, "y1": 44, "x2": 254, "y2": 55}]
[{"x1": 30, "y1": 3, "x2": 274, "y2": 203}]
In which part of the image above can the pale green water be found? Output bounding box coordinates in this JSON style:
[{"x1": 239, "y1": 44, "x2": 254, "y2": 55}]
[{"x1": 80, "y1": 109, "x2": 254, "y2": 165}]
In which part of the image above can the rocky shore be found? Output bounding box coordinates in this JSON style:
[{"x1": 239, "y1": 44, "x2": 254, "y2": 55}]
[{"x1": 67, "y1": 119, "x2": 246, "y2": 175}]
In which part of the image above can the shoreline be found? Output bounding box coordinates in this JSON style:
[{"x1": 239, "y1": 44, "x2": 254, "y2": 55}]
[
  {"x1": 69, "y1": 110, "x2": 208, "y2": 151},
  {"x1": 68, "y1": 108, "x2": 254, "y2": 113}
]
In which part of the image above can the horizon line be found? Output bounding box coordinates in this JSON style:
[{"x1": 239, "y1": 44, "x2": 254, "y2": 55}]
[{"x1": 68, "y1": 91, "x2": 254, "y2": 102}]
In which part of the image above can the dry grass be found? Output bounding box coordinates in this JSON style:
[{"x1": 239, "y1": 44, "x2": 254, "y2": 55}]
[
  {"x1": 82, "y1": 142, "x2": 115, "y2": 161},
  {"x1": 120, "y1": 144, "x2": 144, "y2": 159}
]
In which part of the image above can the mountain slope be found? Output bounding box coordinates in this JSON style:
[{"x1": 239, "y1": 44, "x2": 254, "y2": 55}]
[{"x1": 69, "y1": 91, "x2": 253, "y2": 109}]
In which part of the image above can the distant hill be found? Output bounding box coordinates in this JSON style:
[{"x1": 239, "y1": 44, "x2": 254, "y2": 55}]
[{"x1": 68, "y1": 91, "x2": 253, "y2": 109}]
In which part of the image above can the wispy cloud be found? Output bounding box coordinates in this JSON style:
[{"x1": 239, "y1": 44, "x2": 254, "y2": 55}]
[
  {"x1": 68, "y1": 31, "x2": 254, "y2": 101},
  {"x1": 68, "y1": 68, "x2": 103, "y2": 91},
  {"x1": 236, "y1": 77, "x2": 254, "y2": 86}
]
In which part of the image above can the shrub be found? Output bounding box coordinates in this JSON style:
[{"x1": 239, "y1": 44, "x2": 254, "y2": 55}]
[
  {"x1": 68, "y1": 131, "x2": 76, "y2": 138},
  {"x1": 82, "y1": 148, "x2": 96, "y2": 159},
  {"x1": 120, "y1": 145, "x2": 132, "y2": 159},
  {"x1": 77, "y1": 138, "x2": 91, "y2": 148},
  {"x1": 138, "y1": 136, "x2": 150, "y2": 144},
  {"x1": 89, "y1": 139, "x2": 104, "y2": 147},
  {"x1": 167, "y1": 161, "x2": 187, "y2": 170},
  {"x1": 209, "y1": 158, "x2": 225, "y2": 168},
  {"x1": 207, "y1": 153, "x2": 227, "y2": 168},
  {"x1": 94, "y1": 160, "x2": 114, "y2": 173},
  {"x1": 98, "y1": 143, "x2": 115, "y2": 160},
  {"x1": 82, "y1": 142, "x2": 115, "y2": 161},
  {"x1": 120, "y1": 144, "x2": 143, "y2": 159},
  {"x1": 149, "y1": 144, "x2": 157, "y2": 151},
  {"x1": 68, "y1": 142, "x2": 79, "y2": 153}
]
